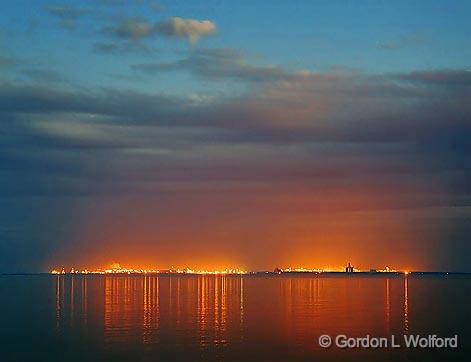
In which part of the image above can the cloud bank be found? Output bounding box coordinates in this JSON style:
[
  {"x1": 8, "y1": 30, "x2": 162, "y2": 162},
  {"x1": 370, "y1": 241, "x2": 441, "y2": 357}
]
[
  {"x1": 1, "y1": 53, "x2": 470, "y2": 272},
  {"x1": 101, "y1": 17, "x2": 216, "y2": 44}
]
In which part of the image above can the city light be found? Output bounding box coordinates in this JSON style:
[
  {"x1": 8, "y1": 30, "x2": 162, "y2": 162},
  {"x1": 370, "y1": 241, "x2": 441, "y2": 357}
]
[
  {"x1": 50, "y1": 263, "x2": 405, "y2": 275},
  {"x1": 50, "y1": 264, "x2": 248, "y2": 275}
]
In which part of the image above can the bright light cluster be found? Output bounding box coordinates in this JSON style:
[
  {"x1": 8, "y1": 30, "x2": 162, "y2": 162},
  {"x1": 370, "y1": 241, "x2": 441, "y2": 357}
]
[
  {"x1": 50, "y1": 263, "x2": 405, "y2": 275},
  {"x1": 50, "y1": 266, "x2": 247, "y2": 275}
]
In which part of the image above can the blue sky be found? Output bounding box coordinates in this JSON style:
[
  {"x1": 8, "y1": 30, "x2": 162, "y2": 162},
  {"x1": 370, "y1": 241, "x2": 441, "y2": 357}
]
[
  {"x1": 1, "y1": 1, "x2": 470, "y2": 272},
  {"x1": 2, "y1": 0, "x2": 471, "y2": 93}
]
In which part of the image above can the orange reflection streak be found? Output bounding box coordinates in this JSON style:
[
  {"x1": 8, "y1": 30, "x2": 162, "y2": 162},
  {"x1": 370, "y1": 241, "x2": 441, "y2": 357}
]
[
  {"x1": 56, "y1": 274, "x2": 249, "y2": 349},
  {"x1": 214, "y1": 276, "x2": 220, "y2": 343},
  {"x1": 105, "y1": 276, "x2": 158, "y2": 345},
  {"x1": 70, "y1": 276, "x2": 74, "y2": 327},
  {"x1": 143, "y1": 276, "x2": 150, "y2": 345},
  {"x1": 154, "y1": 277, "x2": 160, "y2": 343},
  {"x1": 104, "y1": 277, "x2": 112, "y2": 345},
  {"x1": 283, "y1": 278, "x2": 294, "y2": 338},
  {"x1": 403, "y1": 275, "x2": 409, "y2": 334},
  {"x1": 239, "y1": 276, "x2": 244, "y2": 342},
  {"x1": 50, "y1": 274, "x2": 424, "y2": 353},
  {"x1": 55, "y1": 275, "x2": 61, "y2": 333},
  {"x1": 195, "y1": 275, "x2": 243, "y2": 347},
  {"x1": 104, "y1": 277, "x2": 140, "y2": 345},
  {"x1": 197, "y1": 276, "x2": 209, "y2": 347},
  {"x1": 213, "y1": 275, "x2": 228, "y2": 345},
  {"x1": 221, "y1": 276, "x2": 227, "y2": 345},
  {"x1": 176, "y1": 277, "x2": 181, "y2": 330},
  {"x1": 141, "y1": 276, "x2": 160, "y2": 345},
  {"x1": 385, "y1": 278, "x2": 390, "y2": 335},
  {"x1": 82, "y1": 277, "x2": 88, "y2": 330},
  {"x1": 61, "y1": 275, "x2": 65, "y2": 325},
  {"x1": 168, "y1": 277, "x2": 173, "y2": 319}
]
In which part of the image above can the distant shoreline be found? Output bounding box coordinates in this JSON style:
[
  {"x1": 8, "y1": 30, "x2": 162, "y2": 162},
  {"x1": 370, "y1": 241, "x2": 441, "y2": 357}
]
[{"x1": 2, "y1": 271, "x2": 471, "y2": 276}]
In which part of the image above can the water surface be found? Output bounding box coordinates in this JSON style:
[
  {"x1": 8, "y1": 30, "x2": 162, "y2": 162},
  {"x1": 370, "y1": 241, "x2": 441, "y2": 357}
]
[{"x1": 1, "y1": 274, "x2": 469, "y2": 361}]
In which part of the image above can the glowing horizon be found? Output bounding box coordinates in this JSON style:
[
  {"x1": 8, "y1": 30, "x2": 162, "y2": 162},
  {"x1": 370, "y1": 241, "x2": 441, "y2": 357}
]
[{"x1": 49, "y1": 262, "x2": 410, "y2": 275}]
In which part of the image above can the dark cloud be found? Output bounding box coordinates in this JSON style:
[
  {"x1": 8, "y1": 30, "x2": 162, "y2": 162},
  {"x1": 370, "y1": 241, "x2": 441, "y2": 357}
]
[
  {"x1": 93, "y1": 42, "x2": 122, "y2": 54},
  {"x1": 44, "y1": 4, "x2": 92, "y2": 29},
  {"x1": 1, "y1": 66, "x2": 470, "y2": 271},
  {"x1": 132, "y1": 48, "x2": 292, "y2": 82},
  {"x1": 101, "y1": 18, "x2": 156, "y2": 40},
  {"x1": 100, "y1": 17, "x2": 216, "y2": 44},
  {"x1": 0, "y1": 83, "x2": 181, "y2": 117},
  {"x1": 45, "y1": 5, "x2": 91, "y2": 19},
  {"x1": 1, "y1": 71, "x2": 470, "y2": 169},
  {"x1": 2, "y1": 67, "x2": 471, "y2": 142},
  {"x1": 131, "y1": 49, "x2": 463, "y2": 91},
  {"x1": 396, "y1": 69, "x2": 471, "y2": 86}
]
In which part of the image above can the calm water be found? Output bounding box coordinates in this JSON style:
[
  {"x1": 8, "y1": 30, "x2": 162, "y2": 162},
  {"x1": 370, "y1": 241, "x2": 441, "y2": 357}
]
[{"x1": 0, "y1": 274, "x2": 470, "y2": 361}]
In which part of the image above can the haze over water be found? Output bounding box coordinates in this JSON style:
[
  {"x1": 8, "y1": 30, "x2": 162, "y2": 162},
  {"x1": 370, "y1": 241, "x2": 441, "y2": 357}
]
[{"x1": 1, "y1": 274, "x2": 470, "y2": 361}]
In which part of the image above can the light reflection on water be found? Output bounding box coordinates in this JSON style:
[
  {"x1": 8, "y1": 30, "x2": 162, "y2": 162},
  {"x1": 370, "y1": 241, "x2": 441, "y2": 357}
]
[
  {"x1": 1, "y1": 274, "x2": 470, "y2": 361},
  {"x1": 404, "y1": 276, "x2": 409, "y2": 335}
]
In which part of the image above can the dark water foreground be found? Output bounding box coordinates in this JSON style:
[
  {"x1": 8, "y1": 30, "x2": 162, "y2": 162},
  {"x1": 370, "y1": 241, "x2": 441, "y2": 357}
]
[{"x1": 0, "y1": 274, "x2": 469, "y2": 361}]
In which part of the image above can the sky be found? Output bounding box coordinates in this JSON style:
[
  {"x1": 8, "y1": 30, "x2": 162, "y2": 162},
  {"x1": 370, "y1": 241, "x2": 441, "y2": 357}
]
[{"x1": 1, "y1": 0, "x2": 470, "y2": 272}]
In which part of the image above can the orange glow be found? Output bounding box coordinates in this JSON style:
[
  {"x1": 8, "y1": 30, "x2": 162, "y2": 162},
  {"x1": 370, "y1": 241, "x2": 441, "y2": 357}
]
[
  {"x1": 51, "y1": 263, "x2": 247, "y2": 275},
  {"x1": 50, "y1": 263, "x2": 405, "y2": 275},
  {"x1": 57, "y1": 180, "x2": 441, "y2": 275}
]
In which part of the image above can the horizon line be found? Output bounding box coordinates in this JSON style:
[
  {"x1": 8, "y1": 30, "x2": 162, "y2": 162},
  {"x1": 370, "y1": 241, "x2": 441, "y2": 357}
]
[{"x1": 2, "y1": 270, "x2": 471, "y2": 276}]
